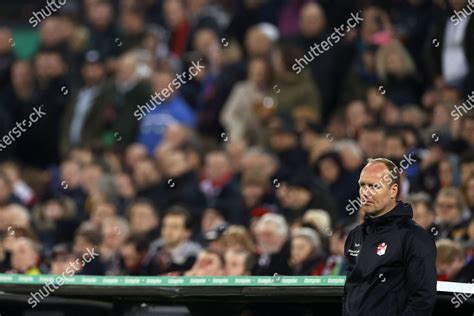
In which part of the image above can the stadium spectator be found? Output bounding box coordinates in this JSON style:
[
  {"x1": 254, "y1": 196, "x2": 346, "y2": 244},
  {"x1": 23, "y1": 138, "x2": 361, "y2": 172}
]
[
  {"x1": 184, "y1": 248, "x2": 225, "y2": 276},
  {"x1": 252, "y1": 213, "x2": 290, "y2": 275},
  {"x1": 126, "y1": 199, "x2": 160, "y2": 243},
  {"x1": 289, "y1": 227, "x2": 325, "y2": 275},
  {"x1": 224, "y1": 249, "x2": 254, "y2": 276},
  {"x1": 434, "y1": 187, "x2": 470, "y2": 240},
  {"x1": 144, "y1": 206, "x2": 201, "y2": 275},
  {"x1": 8, "y1": 237, "x2": 43, "y2": 275}
]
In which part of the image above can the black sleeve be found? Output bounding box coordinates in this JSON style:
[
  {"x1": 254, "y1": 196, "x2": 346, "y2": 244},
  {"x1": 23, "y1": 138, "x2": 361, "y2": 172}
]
[
  {"x1": 341, "y1": 230, "x2": 354, "y2": 316},
  {"x1": 401, "y1": 227, "x2": 437, "y2": 316}
]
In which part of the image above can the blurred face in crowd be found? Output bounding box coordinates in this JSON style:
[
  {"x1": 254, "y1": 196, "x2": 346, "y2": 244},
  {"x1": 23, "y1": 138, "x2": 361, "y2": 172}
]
[
  {"x1": 43, "y1": 200, "x2": 65, "y2": 221},
  {"x1": 153, "y1": 71, "x2": 176, "y2": 98},
  {"x1": 439, "y1": 160, "x2": 454, "y2": 188},
  {"x1": 193, "y1": 28, "x2": 218, "y2": 56},
  {"x1": 82, "y1": 62, "x2": 106, "y2": 85},
  {"x1": 125, "y1": 143, "x2": 148, "y2": 170},
  {"x1": 241, "y1": 152, "x2": 278, "y2": 180},
  {"x1": 291, "y1": 236, "x2": 313, "y2": 265},
  {"x1": 121, "y1": 242, "x2": 142, "y2": 271},
  {"x1": 0, "y1": 27, "x2": 12, "y2": 54},
  {"x1": 190, "y1": 250, "x2": 225, "y2": 276},
  {"x1": 242, "y1": 182, "x2": 265, "y2": 208},
  {"x1": 461, "y1": 118, "x2": 474, "y2": 147},
  {"x1": 129, "y1": 203, "x2": 159, "y2": 234},
  {"x1": 346, "y1": 101, "x2": 369, "y2": 131},
  {"x1": 412, "y1": 202, "x2": 434, "y2": 230},
  {"x1": 467, "y1": 219, "x2": 474, "y2": 241},
  {"x1": 11, "y1": 238, "x2": 39, "y2": 272},
  {"x1": 245, "y1": 27, "x2": 273, "y2": 58},
  {"x1": 286, "y1": 185, "x2": 312, "y2": 209},
  {"x1": 329, "y1": 232, "x2": 346, "y2": 256},
  {"x1": 51, "y1": 253, "x2": 75, "y2": 275},
  {"x1": 162, "y1": 214, "x2": 190, "y2": 248},
  {"x1": 115, "y1": 173, "x2": 135, "y2": 199},
  {"x1": 225, "y1": 250, "x2": 249, "y2": 276},
  {"x1": 358, "y1": 163, "x2": 398, "y2": 217},
  {"x1": 204, "y1": 152, "x2": 232, "y2": 181},
  {"x1": 120, "y1": 11, "x2": 145, "y2": 34},
  {"x1": 91, "y1": 202, "x2": 116, "y2": 226},
  {"x1": 384, "y1": 136, "x2": 405, "y2": 159},
  {"x1": 270, "y1": 131, "x2": 297, "y2": 152},
  {"x1": 225, "y1": 140, "x2": 248, "y2": 171},
  {"x1": 81, "y1": 164, "x2": 103, "y2": 193},
  {"x1": 437, "y1": 254, "x2": 465, "y2": 280},
  {"x1": 116, "y1": 54, "x2": 137, "y2": 83},
  {"x1": 1, "y1": 205, "x2": 30, "y2": 230},
  {"x1": 461, "y1": 161, "x2": 474, "y2": 185},
  {"x1": 465, "y1": 177, "x2": 474, "y2": 208},
  {"x1": 34, "y1": 52, "x2": 66, "y2": 80},
  {"x1": 160, "y1": 149, "x2": 189, "y2": 177},
  {"x1": 299, "y1": 3, "x2": 326, "y2": 37},
  {"x1": 255, "y1": 222, "x2": 286, "y2": 254},
  {"x1": 0, "y1": 176, "x2": 12, "y2": 205},
  {"x1": 87, "y1": 2, "x2": 113, "y2": 30},
  {"x1": 103, "y1": 218, "x2": 128, "y2": 249},
  {"x1": 358, "y1": 129, "x2": 385, "y2": 158},
  {"x1": 319, "y1": 157, "x2": 340, "y2": 184},
  {"x1": 201, "y1": 208, "x2": 225, "y2": 233},
  {"x1": 435, "y1": 194, "x2": 461, "y2": 225},
  {"x1": 163, "y1": 0, "x2": 186, "y2": 28},
  {"x1": 40, "y1": 17, "x2": 65, "y2": 47},
  {"x1": 11, "y1": 61, "x2": 33, "y2": 92},
  {"x1": 61, "y1": 160, "x2": 82, "y2": 189},
  {"x1": 449, "y1": 0, "x2": 469, "y2": 11},
  {"x1": 133, "y1": 160, "x2": 160, "y2": 190}
]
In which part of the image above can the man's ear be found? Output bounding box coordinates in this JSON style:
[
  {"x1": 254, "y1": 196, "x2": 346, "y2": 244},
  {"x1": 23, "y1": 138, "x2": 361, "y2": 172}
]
[{"x1": 391, "y1": 184, "x2": 399, "y2": 199}]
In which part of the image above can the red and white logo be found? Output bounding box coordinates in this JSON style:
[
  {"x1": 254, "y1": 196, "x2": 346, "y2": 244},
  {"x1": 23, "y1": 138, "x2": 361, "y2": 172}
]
[{"x1": 377, "y1": 242, "x2": 387, "y2": 256}]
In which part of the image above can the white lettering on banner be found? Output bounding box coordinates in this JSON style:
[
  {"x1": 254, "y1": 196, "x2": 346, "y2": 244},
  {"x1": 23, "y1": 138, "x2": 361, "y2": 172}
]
[
  {"x1": 190, "y1": 278, "x2": 207, "y2": 284},
  {"x1": 235, "y1": 278, "x2": 252, "y2": 284}
]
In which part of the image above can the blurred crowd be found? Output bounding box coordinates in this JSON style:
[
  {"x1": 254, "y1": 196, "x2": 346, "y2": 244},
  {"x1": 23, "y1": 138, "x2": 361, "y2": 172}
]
[{"x1": 0, "y1": 0, "x2": 473, "y2": 282}]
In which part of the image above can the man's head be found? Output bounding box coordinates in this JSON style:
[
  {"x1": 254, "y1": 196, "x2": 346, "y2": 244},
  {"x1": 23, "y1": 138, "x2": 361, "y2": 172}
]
[
  {"x1": 407, "y1": 192, "x2": 434, "y2": 230},
  {"x1": 161, "y1": 206, "x2": 192, "y2": 248},
  {"x1": 204, "y1": 151, "x2": 232, "y2": 181},
  {"x1": 436, "y1": 239, "x2": 465, "y2": 280},
  {"x1": 434, "y1": 187, "x2": 465, "y2": 226},
  {"x1": 121, "y1": 234, "x2": 149, "y2": 272},
  {"x1": 358, "y1": 158, "x2": 400, "y2": 217},
  {"x1": 225, "y1": 250, "x2": 254, "y2": 276},
  {"x1": 290, "y1": 228, "x2": 321, "y2": 266},
  {"x1": 254, "y1": 214, "x2": 288, "y2": 255},
  {"x1": 127, "y1": 200, "x2": 159, "y2": 235},
  {"x1": 11, "y1": 237, "x2": 41, "y2": 273}
]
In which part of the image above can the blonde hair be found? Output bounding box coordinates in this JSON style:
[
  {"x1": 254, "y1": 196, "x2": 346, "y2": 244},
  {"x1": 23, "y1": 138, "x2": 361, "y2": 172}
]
[
  {"x1": 436, "y1": 239, "x2": 464, "y2": 265},
  {"x1": 376, "y1": 40, "x2": 416, "y2": 81},
  {"x1": 223, "y1": 225, "x2": 256, "y2": 253}
]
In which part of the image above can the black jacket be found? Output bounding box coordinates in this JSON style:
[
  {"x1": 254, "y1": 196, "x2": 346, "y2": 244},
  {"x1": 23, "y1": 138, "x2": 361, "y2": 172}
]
[{"x1": 342, "y1": 202, "x2": 436, "y2": 316}]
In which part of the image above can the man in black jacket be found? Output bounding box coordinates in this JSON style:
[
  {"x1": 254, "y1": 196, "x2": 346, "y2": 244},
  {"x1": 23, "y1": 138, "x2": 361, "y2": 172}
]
[{"x1": 342, "y1": 158, "x2": 436, "y2": 315}]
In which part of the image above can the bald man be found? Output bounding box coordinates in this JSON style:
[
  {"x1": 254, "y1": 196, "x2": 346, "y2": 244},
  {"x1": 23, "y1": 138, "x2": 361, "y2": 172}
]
[{"x1": 342, "y1": 158, "x2": 436, "y2": 315}]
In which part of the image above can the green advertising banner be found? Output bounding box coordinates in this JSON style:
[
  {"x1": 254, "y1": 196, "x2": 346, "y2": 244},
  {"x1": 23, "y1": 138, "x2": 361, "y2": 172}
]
[{"x1": 0, "y1": 274, "x2": 346, "y2": 287}]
